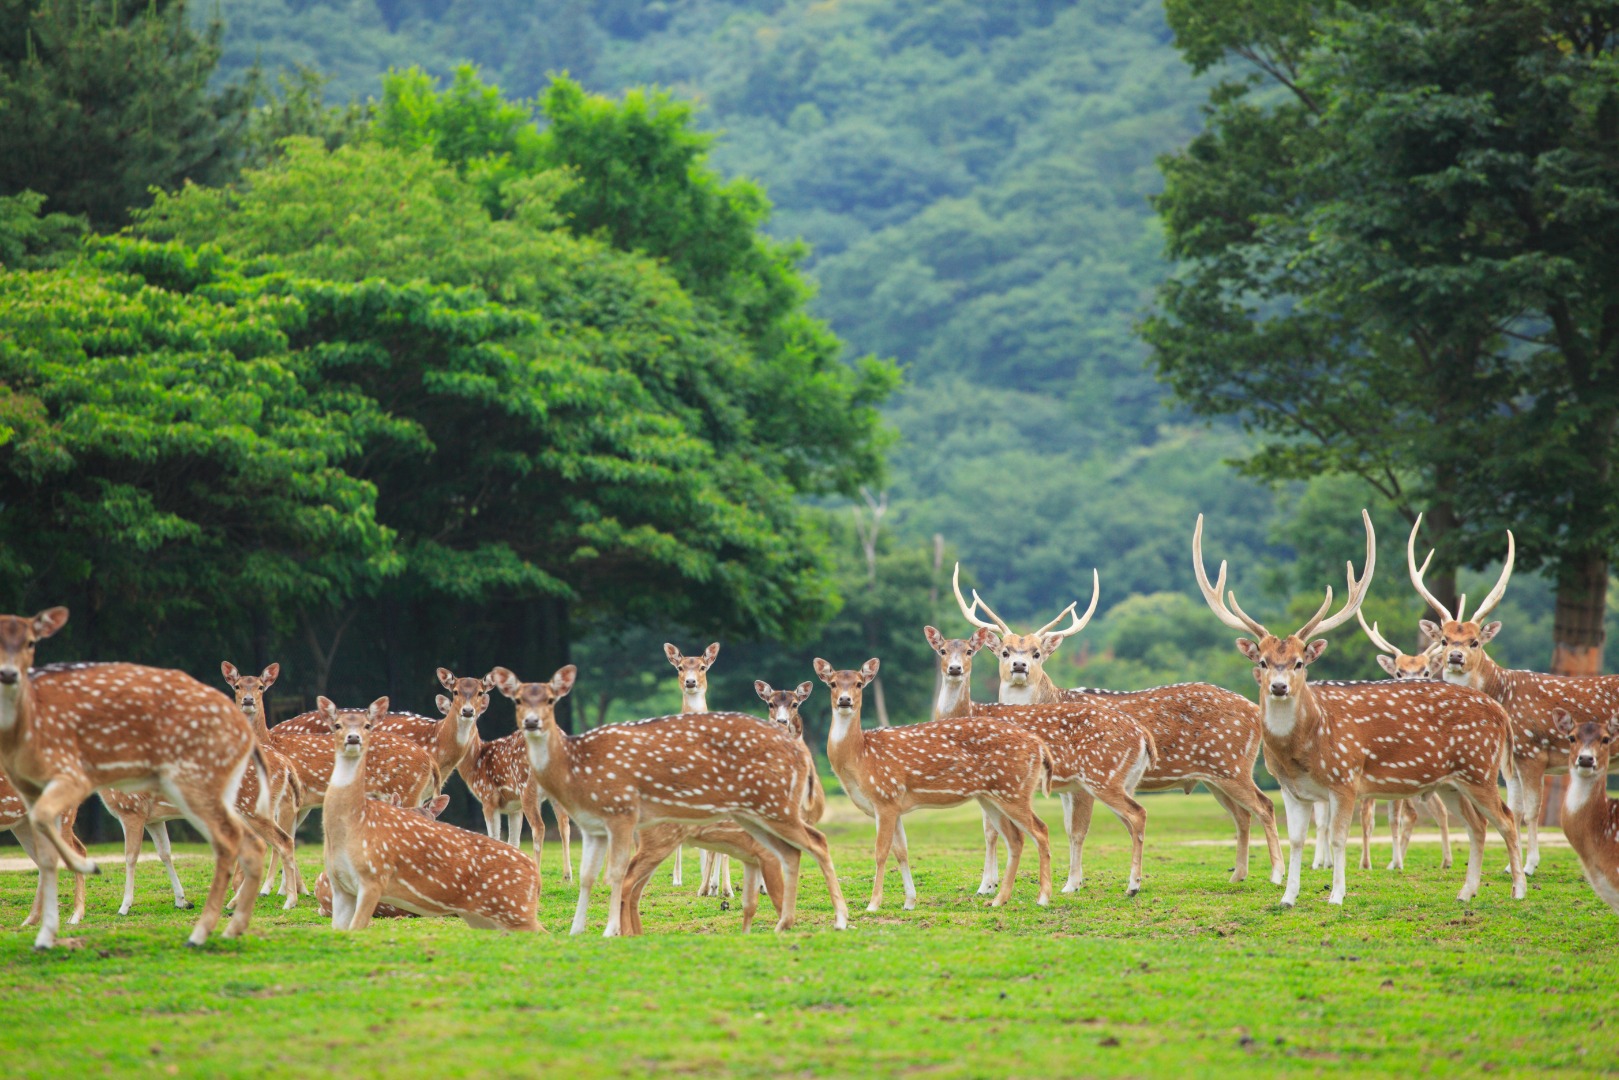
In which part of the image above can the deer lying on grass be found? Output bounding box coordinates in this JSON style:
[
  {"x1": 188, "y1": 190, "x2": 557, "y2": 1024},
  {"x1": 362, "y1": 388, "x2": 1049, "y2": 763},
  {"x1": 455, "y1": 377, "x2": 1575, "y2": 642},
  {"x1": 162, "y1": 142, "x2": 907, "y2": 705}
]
[
  {"x1": 665, "y1": 642, "x2": 726, "y2": 894},
  {"x1": 505, "y1": 664, "x2": 847, "y2": 936},
  {"x1": 1408, "y1": 514, "x2": 1619, "y2": 875},
  {"x1": 0, "y1": 608, "x2": 268, "y2": 948},
  {"x1": 1553, "y1": 709, "x2": 1619, "y2": 917},
  {"x1": 1193, "y1": 512, "x2": 1526, "y2": 907},
  {"x1": 920, "y1": 627, "x2": 1154, "y2": 896},
  {"x1": 618, "y1": 680, "x2": 824, "y2": 935},
  {"x1": 818, "y1": 657, "x2": 1054, "y2": 910},
  {"x1": 313, "y1": 794, "x2": 452, "y2": 919},
  {"x1": 950, "y1": 566, "x2": 1282, "y2": 893},
  {"x1": 320, "y1": 697, "x2": 539, "y2": 931},
  {"x1": 1, "y1": 773, "x2": 85, "y2": 929}
]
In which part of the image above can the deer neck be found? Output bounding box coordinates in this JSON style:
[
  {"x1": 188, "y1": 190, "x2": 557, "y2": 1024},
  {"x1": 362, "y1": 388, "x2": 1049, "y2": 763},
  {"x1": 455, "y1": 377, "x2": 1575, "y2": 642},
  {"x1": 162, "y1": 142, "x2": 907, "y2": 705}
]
[
  {"x1": 0, "y1": 676, "x2": 31, "y2": 737},
  {"x1": 524, "y1": 722, "x2": 569, "y2": 793},
  {"x1": 439, "y1": 712, "x2": 477, "y2": 771},
  {"x1": 324, "y1": 744, "x2": 368, "y2": 828},
  {"x1": 1444, "y1": 651, "x2": 1504, "y2": 697},
  {"x1": 1562, "y1": 768, "x2": 1610, "y2": 838},
  {"x1": 1259, "y1": 682, "x2": 1320, "y2": 743},
  {"x1": 998, "y1": 668, "x2": 1059, "y2": 706},
  {"x1": 680, "y1": 689, "x2": 708, "y2": 714},
  {"x1": 240, "y1": 704, "x2": 272, "y2": 743},
  {"x1": 934, "y1": 675, "x2": 973, "y2": 721},
  {"x1": 826, "y1": 704, "x2": 866, "y2": 777}
]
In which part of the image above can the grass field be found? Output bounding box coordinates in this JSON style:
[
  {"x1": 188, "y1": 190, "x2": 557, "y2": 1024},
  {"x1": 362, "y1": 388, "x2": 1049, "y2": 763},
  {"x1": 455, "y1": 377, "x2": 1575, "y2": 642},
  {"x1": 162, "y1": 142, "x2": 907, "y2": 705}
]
[{"x1": 0, "y1": 793, "x2": 1613, "y2": 1078}]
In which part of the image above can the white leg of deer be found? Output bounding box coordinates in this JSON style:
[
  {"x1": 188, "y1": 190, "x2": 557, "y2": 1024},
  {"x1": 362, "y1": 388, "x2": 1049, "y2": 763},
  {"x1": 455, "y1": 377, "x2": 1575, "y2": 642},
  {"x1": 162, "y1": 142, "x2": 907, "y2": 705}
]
[
  {"x1": 330, "y1": 886, "x2": 357, "y2": 930},
  {"x1": 672, "y1": 844, "x2": 684, "y2": 886},
  {"x1": 506, "y1": 811, "x2": 524, "y2": 849},
  {"x1": 571, "y1": 831, "x2": 606, "y2": 936},
  {"x1": 1279, "y1": 787, "x2": 1310, "y2": 908},
  {"x1": 1434, "y1": 796, "x2": 1453, "y2": 870},
  {"x1": 32, "y1": 840, "x2": 61, "y2": 950},
  {"x1": 1061, "y1": 791, "x2": 1095, "y2": 893},
  {"x1": 976, "y1": 807, "x2": 1003, "y2": 895},
  {"x1": 1386, "y1": 802, "x2": 1402, "y2": 871},
  {"x1": 14, "y1": 827, "x2": 46, "y2": 927},
  {"x1": 114, "y1": 820, "x2": 143, "y2": 915},
  {"x1": 1500, "y1": 766, "x2": 1522, "y2": 867},
  {"x1": 149, "y1": 823, "x2": 191, "y2": 909},
  {"x1": 739, "y1": 861, "x2": 761, "y2": 932},
  {"x1": 1519, "y1": 779, "x2": 1542, "y2": 876},
  {"x1": 719, "y1": 855, "x2": 734, "y2": 899},
  {"x1": 482, "y1": 808, "x2": 501, "y2": 840},
  {"x1": 1327, "y1": 792, "x2": 1357, "y2": 905},
  {"x1": 893, "y1": 819, "x2": 917, "y2": 910},
  {"x1": 1436, "y1": 786, "x2": 1485, "y2": 901},
  {"x1": 1311, "y1": 801, "x2": 1330, "y2": 870},
  {"x1": 1358, "y1": 799, "x2": 1374, "y2": 871}
]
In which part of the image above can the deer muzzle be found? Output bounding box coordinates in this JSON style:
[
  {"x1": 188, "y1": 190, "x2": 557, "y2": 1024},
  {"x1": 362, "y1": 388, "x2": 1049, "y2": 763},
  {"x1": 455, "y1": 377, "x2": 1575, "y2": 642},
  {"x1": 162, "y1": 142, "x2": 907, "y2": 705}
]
[
  {"x1": 1575, "y1": 753, "x2": 1598, "y2": 771},
  {"x1": 0, "y1": 666, "x2": 17, "y2": 685},
  {"x1": 1268, "y1": 680, "x2": 1290, "y2": 697}
]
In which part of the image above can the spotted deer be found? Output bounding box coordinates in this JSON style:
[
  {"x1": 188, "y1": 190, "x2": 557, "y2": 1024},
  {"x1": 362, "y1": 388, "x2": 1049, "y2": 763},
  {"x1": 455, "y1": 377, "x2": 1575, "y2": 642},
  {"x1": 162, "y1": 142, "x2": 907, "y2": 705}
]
[
  {"x1": 502, "y1": 664, "x2": 848, "y2": 936},
  {"x1": 918, "y1": 629, "x2": 1155, "y2": 896},
  {"x1": 817, "y1": 657, "x2": 1054, "y2": 910},
  {"x1": 665, "y1": 641, "x2": 725, "y2": 894},
  {"x1": 1, "y1": 773, "x2": 85, "y2": 929},
  {"x1": 1552, "y1": 709, "x2": 1619, "y2": 916},
  {"x1": 619, "y1": 679, "x2": 824, "y2": 936},
  {"x1": 265, "y1": 700, "x2": 443, "y2": 827},
  {"x1": 217, "y1": 662, "x2": 306, "y2": 902},
  {"x1": 458, "y1": 704, "x2": 573, "y2": 883},
  {"x1": 1354, "y1": 611, "x2": 1454, "y2": 871},
  {"x1": 319, "y1": 697, "x2": 539, "y2": 931},
  {"x1": 1193, "y1": 511, "x2": 1526, "y2": 907},
  {"x1": 0, "y1": 608, "x2": 268, "y2": 949},
  {"x1": 1408, "y1": 514, "x2": 1619, "y2": 875},
  {"x1": 313, "y1": 794, "x2": 452, "y2": 919},
  {"x1": 950, "y1": 567, "x2": 1283, "y2": 893}
]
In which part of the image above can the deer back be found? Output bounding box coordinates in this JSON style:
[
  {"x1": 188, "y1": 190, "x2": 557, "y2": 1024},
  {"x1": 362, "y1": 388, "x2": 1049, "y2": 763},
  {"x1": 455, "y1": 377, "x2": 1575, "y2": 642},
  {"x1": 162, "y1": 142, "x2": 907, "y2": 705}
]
[
  {"x1": 977, "y1": 700, "x2": 1152, "y2": 789},
  {"x1": 274, "y1": 728, "x2": 440, "y2": 804},
  {"x1": 1305, "y1": 680, "x2": 1508, "y2": 793},
  {"x1": 1486, "y1": 668, "x2": 1619, "y2": 768},
  {"x1": 1058, "y1": 682, "x2": 1261, "y2": 780},
  {"x1": 852, "y1": 717, "x2": 1050, "y2": 803}
]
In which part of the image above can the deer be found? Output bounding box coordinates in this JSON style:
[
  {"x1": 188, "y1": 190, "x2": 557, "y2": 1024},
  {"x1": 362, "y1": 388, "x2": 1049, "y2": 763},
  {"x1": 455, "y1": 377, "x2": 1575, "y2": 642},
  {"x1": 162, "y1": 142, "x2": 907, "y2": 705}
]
[
  {"x1": 816, "y1": 657, "x2": 1054, "y2": 910},
  {"x1": 665, "y1": 641, "x2": 726, "y2": 894},
  {"x1": 618, "y1": 680, "x2": 824, "y2": 935},
  {"x1": 1407, "y1": 513, "x2": 1619, "y2": 875},
  {"x1": 0, "y1": 607, "x2": 269, "y2": 949},
  {"x1": 319, "y1": 697, "x2": 540, "y2": 931},
  {"x1": 457, "y1": 711, "x2": 573, "y2": 884},
  {"x1": 502, "y1": 664, "x2": 848, "y2": 937},
  {"x1": 1, "y1": 773, "x2": 85, "y2": 929},
  {"x1": 314, "y1": 793, "x2": 452, "y2": 918},
  {"x1": 918, "y1": 628, "x2": 1155, "y2": 896},
  {"x1": 1193, "y1": 511, "x2": 1527, "y2": 907},
  {"x1": 1353, "y1": 610, "x2": 1455, "y2": 871},
  {"x1": 1552, "y1": 709, "x2": 1619, "y2": 917},
  {"x1": 950, "y1": 566, "x2": 1283, "y2": 893}
]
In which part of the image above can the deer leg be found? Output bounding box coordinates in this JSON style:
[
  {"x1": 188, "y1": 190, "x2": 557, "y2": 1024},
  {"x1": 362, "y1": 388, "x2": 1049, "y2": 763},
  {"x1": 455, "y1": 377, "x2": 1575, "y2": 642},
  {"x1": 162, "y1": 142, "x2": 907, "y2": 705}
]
[
  {"x1": 507, "y1": 811, "x2": 524, "y2": 849},
  {"x1": 166, "y1": 770, "x2": 264, "y2": 946},
  {"x1": 1457, "y1": 777, "x2": 1524, "y2": 900},
  {"x1": 1386, "y1": 801, "x2": 1403, "y2": 871},
  {"x1": 1432, "y1": 794, "x2": 1452, "y2": 870},
  {"x1": 13, "y1": 826, "x2": 48, "y2": 928},
  {"x1": 149, "y1": 822, "x2": 192, "y2": 909},
  {"x1": 1326, "y1": 791, "x2": 1358, "y2": 904},
  {"x1": 570, "y1": 831, "x2": 606, "y2": 936},
  {"x1": 745, "y1": 818, "x2": 846, "y2": 932},
  {"x1": 483, "y1": 805, "x2": 502, "y2": 840},
  {"x1": 1061, "y1": 790, "x2": 1095, "y2": 893},
  {"x1": 1311, "y1": 800, "x2": 1330, "y2": 870},
  {"x1": 330, "y1": 885, "x2": 358, "y2": 930},
  {"x1": 1279, "y1": 787, "x2": 1310, "y2": 908},
  {"x1": 620, "y1": 827, "x2": 680, "y2": 937},
  {"x1": 275, "y1": 795, "x2": 302, "y2": 906},
  {"x1": 987, "y1": 794, "x2": 1051, "y2": 907},
  {"x1": 1515, "y1": 760, "x2": 1544, "y2": 876},
  {"x1": 697, "y1": 848, "x2": 713, "y2": 896},
  {"x1": 112, "y1": 815, "x2": 144, "y2": 916},
  {"x1": 868, "y1": 807, "x2": 899, "y2": 913},
  {"x1": 27, "y1": 776, "x2": 98, "y2": 877},
  {"x1": 672, "y1": 844, "x2": 684, "y2": 886},
  {"x1": 1097, "y1": 789, "x2": 1147, "y2": 897},
  {"x1": 1435, "y1": 786, "x2": 1485, "y2": 901},
  {"x1": 601, "y1": 817, "x2": 639, "y2": 939},
  {"x1": 892, "y1": 819, "x2": 917, "y2": 910},
  {"x1": 737, "y1": 823, "x2": 807, "y2": 932},
  {"x1": 1219, "y1": 778, "x2": 1282, "y2": 885},
  {"x1": 26, "y1": 824, "x2": 64, "y2": 950},
  {"x1": 976, "y1": 805, "x2": 1004, "y2": 895},
  {"x1": 1208, "y1": 786, "x2": 1250, "y2": 884},
  {"x1": 347, "y1": 881, "x2": 383, "y2": 931},
  {"x1": 552, "y1": 799, "x2": 573, "y2": 883},
  {"x1": 519, "y1": 784, "x2": 543, "y2": 883},
  {"x1": 1358, "y1": 798, "x2": 1374, "y2": 871},
  {"x1": 739, "y1": 861, "x2": 761, "y2": 932},
  {"x1": 719, "y1": 855, "x2": 734, "y2": 899}
]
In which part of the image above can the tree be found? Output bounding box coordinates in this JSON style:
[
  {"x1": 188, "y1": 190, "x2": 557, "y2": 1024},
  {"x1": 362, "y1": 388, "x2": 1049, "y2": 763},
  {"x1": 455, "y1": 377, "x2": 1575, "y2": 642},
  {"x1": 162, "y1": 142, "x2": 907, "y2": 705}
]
[
  {"x1": 1150, "y1": 0, "x2": 1619, "y2": 672},
  {"x1": 0, "y1": 0, "x2": 254, "y2": 229}
]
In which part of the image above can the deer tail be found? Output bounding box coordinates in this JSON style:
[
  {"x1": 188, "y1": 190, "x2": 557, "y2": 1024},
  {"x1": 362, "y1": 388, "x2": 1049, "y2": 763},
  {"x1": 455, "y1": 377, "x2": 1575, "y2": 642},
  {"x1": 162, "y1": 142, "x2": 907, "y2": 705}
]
[
  {"x1": 251, "y1": 744, "x2": 271, "y2": 818},
  {"x1": 1039, "y1": 741, "x2": 1055, "y2": 797},
  {"x1": 1142, "y1": 731, "x2": 1160, "y2": 770}
]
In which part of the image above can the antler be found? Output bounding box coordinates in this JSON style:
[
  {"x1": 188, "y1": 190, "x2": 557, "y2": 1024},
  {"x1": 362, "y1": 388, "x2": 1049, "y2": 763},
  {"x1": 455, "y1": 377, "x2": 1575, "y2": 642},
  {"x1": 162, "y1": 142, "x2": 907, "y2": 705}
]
[
  {"x1": 952, "y1": 563, "x2": 1008, "y2": 634},
  {"x1": 1034, "y1": 569, "x2": 1101, "y2": 640},
  {"x1": 1355, "y1": 607, "x2": 1400, "y2": 656},
  {"x1": 1461, "y1": 530, "x2": 1514, "y2": 623},
  {"x1": 1296, "y1": 509, "x2": 1376, "y2": 639},
  {"x1": 1191, "y1": 514, "x2": 1270, "y2": 637},
  {"x1": 1406, "y1": 513, "x2": 1455, "y2": 622}
]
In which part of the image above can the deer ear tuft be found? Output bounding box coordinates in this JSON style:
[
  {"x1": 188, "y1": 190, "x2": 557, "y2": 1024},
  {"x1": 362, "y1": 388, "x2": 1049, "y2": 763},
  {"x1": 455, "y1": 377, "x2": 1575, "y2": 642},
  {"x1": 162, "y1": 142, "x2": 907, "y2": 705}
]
[
  {"x1": 922, "y1": 625, "x2": 944, "y2": 650},
  {"x1": 1551, "y1": 708, "x2": 1575, "y2": 735},
  {"x1": 859, "y1": 657, "x2": 881, "y2": 683},
  {"x1": 1479, "y1": 621, "x2": 1502, "y2": 643},
  {"x1": 1303, "y1": 638, "x2": 1329, "y2": 664},
  {"x1": 426, "y1": 794, "x2": 451, "y2": 818},
  {"x1": 316, "y1": 695, "x2": 336, "y2": 714},
  {"x1": 1419, "y1": 619, "x2": 1442, "y2": 643},
  {"x1": 368, "y1": 697, "x2": 389, "y2": 721},
  {"x1": 1235, "y1": 638, "x2": 1262, "y2": 663},
  {"x1": 968, "y1": 627, "x2": 993, "y2": 653}
]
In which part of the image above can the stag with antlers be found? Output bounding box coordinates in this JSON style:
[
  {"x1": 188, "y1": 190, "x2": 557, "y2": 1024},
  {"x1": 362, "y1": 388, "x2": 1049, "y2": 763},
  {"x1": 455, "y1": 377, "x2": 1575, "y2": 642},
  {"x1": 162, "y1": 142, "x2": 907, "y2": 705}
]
[{"x1": 1193, "y1": 512, "x2": 1525, "y2": 907}]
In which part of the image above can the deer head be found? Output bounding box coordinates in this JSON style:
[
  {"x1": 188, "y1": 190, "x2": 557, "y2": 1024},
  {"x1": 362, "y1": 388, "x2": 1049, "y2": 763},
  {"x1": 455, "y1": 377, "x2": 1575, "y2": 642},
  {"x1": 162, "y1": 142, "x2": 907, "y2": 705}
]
[
  {"x1": 319, "y1": 696, "x2": 389, "y2": 757},
  {"x1": 813, "y1": 658, "x2": 879, "y2": 737},
  {"x1": 1553, "y1": 708, "x2": 1618, "y2": 778},
  {"x1": 435, "y1": 667, "x2": 493, "y2": 733},
  {"x1": 754, "y1": 680, "x2": 813, "y2": 735},
  {"x1": 1193, "y1": 511, "x2": 1376, "y2": 702},
  {"x1": 922, "y1": 625, "x2": 993, "y2": 683},
  {"x1": 1355, "y1": 610, "x2": 1440, "y2": 681},
  {"x1": 221, "y1": 661, "x2": 281, "y2": 719},
  {"x1": 952, "y1": 564, "x2": 1097, "y2": 698},
  {"x1": 491, "y1": 665, "x2": 577, "y2": 735},
  {"x1": 0, "y1": 607, "x2": 68, "y2": 691},
  {"x1": 664, "y1": 642, "x2": 719, "y2": 696},
  {"x1": 1406, "y1": 514, "x2": 1513, "y2": 682}
]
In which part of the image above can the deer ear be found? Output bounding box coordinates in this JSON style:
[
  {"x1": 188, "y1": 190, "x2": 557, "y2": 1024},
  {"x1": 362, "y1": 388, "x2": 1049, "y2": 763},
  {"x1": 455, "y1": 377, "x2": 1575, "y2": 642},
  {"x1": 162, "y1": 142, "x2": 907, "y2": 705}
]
[
  {"x1": 1419, "y1": 619, "x2": 1442, "y2": 643},
  {"x1": 479, "y1": 671, "x2": 496, "y2": 691},
  {"x1": 1303, "y1": 639, "x2": 1329, "y2": 664},
  {"x1": 1607, "y1": 717, "x2": 1619, "y2": 739},
  {"x1": 1235, "y1": 638, "x2": 1263, "y2": 663},
  {"x1": 259, "y1": 663, "x2": 280, "y2": 689},
  {"x1": 368, "y1": 697, "x2": 390, "y2": 721},
  {"x1": 221, "y1": 661, "x2": 240, "y2": 687},
  {"x1": 859, "y1": 657, "x2": 881, "y2": 684},
  {"x1": 968, "y1": 627, "x2": 993, "y2": 653},
  {"x1": 1375, "y1": 654, "x2": 1398, "y2": 677},
  {"x1": 436, "y1": 667, "x2": 457, "y2": 691},
  {"x1": 984, "y1": 631, "x2": 1002, "y2": 651},
  {"x1": 31, "y1": 607, "x2": 68, "y2": 640},
  {"x1": 436, "y1": 694, "x2": 452, "y2": 715},
  {"x1": 316, "y1": 695, "x2": 336, "y2": 714},
  {"x1": 1552, "y1": 708, "x2": 1575, "y2": 735},
  {"x1": 551, "y1": 665, "x2": 577, "y2": 698},
  {"x1": 754, "y1": 679, "x2": 772, "y2": 702},
  {"x1": 923, "y1": 625, "x2": 945, "y2": 650},
  {"x1": 702, "y1": 642, "x2": 720, "y2": 666},
  {"x1": 1038, "y1": 634, "x2": 1066, "y2": 657},
  {"x1": 794, "y1": 681, "x2": 813, "y2": 703},
  {"x1": 487, "y1": 666, "x2": 519, "y2": 698},
  {"x1": 1479, "y1": 621, "x2": 1502, "y2": 643},
  {"x1": 663, "y1": 643, "x2": 681, "y2": 666},
  {"x1": 813, "y1": 658, "x2": 835, "y2": 684},
  {"x1": 426, "y1": 794, "x2": 451, "y2": 818}
]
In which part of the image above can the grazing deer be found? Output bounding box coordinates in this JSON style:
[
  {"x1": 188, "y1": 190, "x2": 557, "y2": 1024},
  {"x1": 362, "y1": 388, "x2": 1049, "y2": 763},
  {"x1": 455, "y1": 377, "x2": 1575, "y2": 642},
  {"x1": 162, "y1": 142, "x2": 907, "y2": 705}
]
[
  {"x1": 458, "y1": 711, "x2": 573, "y2": 884},
  {"x1": 950, "y1": 567, "x2": 1283, "y2": 892},
  {"x1": 665, "y1": 642, "x2": 725, "y2": 893},
  {"x1": 619, "y1": 680, "x2": 824, "y2": 936},
  {"x1": 1552, "y1": 709, "x2": 1619, "y2": 916},
  {"x1": 0, "y1": 608, "x2": 268, "y2": 948},
  {"x1": 1193, "y1": 512, "x2": 1526, "y2": 907},
  {"x1": 1, "y1": 773, "x2": 85, "y2": 929},
  {"x1": 320, "y1": 697, "x2": 539, "y2": 931},
  {"x1": 817, "y1": 657, "x2": 1054, "y2": 909},
  {"x1": 919, "y1": 628, "x2": 1154, "y2": 896},
  {"x1": 314, "y1": 794, "x2": 452, "y2": 918},
  {"x1": 1408, "y1": 514, "x2": 1619, "y2": 874},
  {"x1": 1354, "y1": 611, "x2": 1454, "y2": 871},
  {"x1": 503, "y1": 664, "x2": 848, "y2": 936}
]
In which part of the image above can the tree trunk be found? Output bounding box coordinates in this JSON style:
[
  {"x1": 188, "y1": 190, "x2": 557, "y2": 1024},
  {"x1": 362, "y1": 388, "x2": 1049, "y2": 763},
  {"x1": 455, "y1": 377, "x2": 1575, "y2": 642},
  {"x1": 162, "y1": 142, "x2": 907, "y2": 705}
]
[{"x1": 1543, "y1": 550, "x2": 1609, "y2": 825}]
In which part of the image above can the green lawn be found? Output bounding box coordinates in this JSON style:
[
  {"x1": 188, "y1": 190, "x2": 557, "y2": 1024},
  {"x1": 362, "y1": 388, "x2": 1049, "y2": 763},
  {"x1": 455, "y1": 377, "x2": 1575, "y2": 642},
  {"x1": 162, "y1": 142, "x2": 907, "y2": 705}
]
[{"x1": 0, "y1": 793, "x2": 1612, "y2": 1078}]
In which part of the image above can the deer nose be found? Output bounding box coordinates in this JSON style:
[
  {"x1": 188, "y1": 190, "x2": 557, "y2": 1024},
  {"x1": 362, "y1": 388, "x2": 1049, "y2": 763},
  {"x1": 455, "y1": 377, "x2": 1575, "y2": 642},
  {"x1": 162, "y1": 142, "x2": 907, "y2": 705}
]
[
  {"x1": 522, "y1": 716, "x2": 540, "y2": 731},
  {"x1": 837, "y1": 695, "x2": 853, "y2": 708},
  {"x1": 0, "y1": 666, "x2": 17, "y2": 685},
  {"x1": 1010, "y1": 661, "x2": 1027, "y2": 674},
  {"x1": 946, "y1": 665, "x2": 963, "y2": 677},
  {"x1": 1577, "y1": 753, "x2": 1597, "y2": 769},
  {"x1": 1269, "y1": 681, "x2": 1289, "y2": 697},
  {"x1": 1449, "y1": 651, "x2": 1464, "y2": 664},
  {"x1": 460, "y1": 706, "x2": 474, "y2": 718},
  {"x1": 344, "y1": 734, "x2": 361, "y2": 746}
]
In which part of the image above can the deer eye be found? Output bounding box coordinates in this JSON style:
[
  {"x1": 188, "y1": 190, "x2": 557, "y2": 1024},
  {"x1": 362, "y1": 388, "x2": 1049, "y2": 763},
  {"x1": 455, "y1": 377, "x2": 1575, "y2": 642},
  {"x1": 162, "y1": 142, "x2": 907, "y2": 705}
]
[
  {"x1": 1002, "y1": 650, "x2": 1010, "y2": 658},
  {"x1": 364, "y1": 722, "x2": 373, "y2": 730},
  {"x1": 1470, "y1": 640, "x2": 1478, "y2": 648},
  {"x1": 1031, "y1": 651, "x2": 1040, "y2": 659},
  {"x1": 1294, "y1": 660, "x2": 1303, "y2": 670}
]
